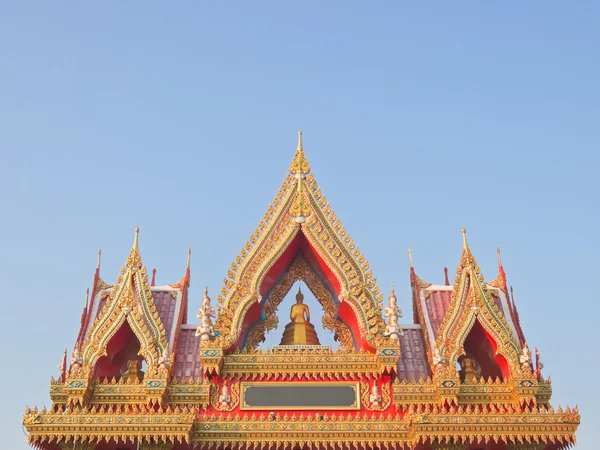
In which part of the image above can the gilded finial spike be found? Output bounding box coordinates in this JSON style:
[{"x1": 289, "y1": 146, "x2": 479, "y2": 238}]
[
  {"x1": 408, "y1": 248, "x2": 413, "y2": 268},
  {"x1": 187, "y1": 248, "x2": 192, "y2": 269},
  {"x1": 204, "y1": 286, "x2": 208, "y2": 296},
  {"x1": 133, "y1": 227, "x2": 140, "y2": 250},
  {"x1": 391, "y1": 284, "x2": 395, "y2": 295},
  {"x1": 497, "y1": 247, "x2": 503, "y2": 269},
  {"x1": 85, "y1": 287, "x2": 89, "y2": 308},
  {"x1": 297, "y1": 130, "x2": 303, "y2": 151},
  {"x1": 461, "y1": 228, "x2": 468, "y2": 250},
  {"x1": 97, "y1": 249, "x2": 101, "y2": 269}
]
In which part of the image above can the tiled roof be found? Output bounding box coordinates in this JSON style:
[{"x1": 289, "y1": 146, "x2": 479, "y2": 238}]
[
  {"x1": 397, "y1": 327, "x2": 430, "y2": 382},
  {"x1": 173, "y1": 327, "x2": 203, "y2": 382},
  {"x1": 423, "y1": 288, "x2": 453, "y2": 337}
]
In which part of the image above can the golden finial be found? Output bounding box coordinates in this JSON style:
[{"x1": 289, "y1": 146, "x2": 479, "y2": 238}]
[
  {"x1": 497, "y1": 247, "x2": 503, "y2": 269},
  {"x1": 289, "y1": 131, "x2": 311, "y2": 175},
  {"x1": 85, "y1": 287, "x2": 89, "y2": 308},
  {"x1": 97, "y1": 249, "x2": 101, "y2": 269},
  {"x1": 408, "y1": 248, "x2": 413, "y2": 268},
  {"x1": 462, "y1": 228, "x2": 468, "y2": 250},
  {"x1": 187, "y1": 248, "x2": 192, "y2": 269},
  {"x1": 391, "y1": 284, "x2": 395, "y2": 295},
  {"x1": 133, "y1": 226, "x2": 140, "y2": 250},
  {"x1": 204, "y1": 286, "x2": 209, "y2": 297}
]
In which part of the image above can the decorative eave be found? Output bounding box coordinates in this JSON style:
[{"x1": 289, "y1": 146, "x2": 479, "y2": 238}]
[
  {"x1": 79, "y1": 228, "x2": 169, "y2": 374},
  {"x1": 434, "y1": 229, "x2": 523, "y2": 378},
  {"x1": 213, "y1": 132, "x2": 388, "y2": 352}
]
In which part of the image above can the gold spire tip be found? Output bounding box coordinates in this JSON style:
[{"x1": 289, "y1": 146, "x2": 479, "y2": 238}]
[
  {"x1": 85, "y1": 287, "x2": 89, "y2": 306},
  {"x1": 96, "y1": 249, "x2": 101, "y2": 269},
  {"x1": 204, "y1": 286, "x2": 208, "y2": 296},
  {"x1": 408, "y1": 248, "x2": 413, "y2": 268},
  {"x1": 497, "y1": 247, "x2": 503, "y2": 267},
  {"x1": 391, "y1": 284, "x2": 395, "y2": 295},
  {"x1": 461, "y1": 228, "x2": 468, "y2": 249},
  {"x1": 297, "y1": 130, "x2": 303, "y2": 151},
  {"x1": 187, "y1": 248, "x2": 191, "y2": 269},
  {"x1": 133, "y1": 227, "x2": 140, "y2": 250}
]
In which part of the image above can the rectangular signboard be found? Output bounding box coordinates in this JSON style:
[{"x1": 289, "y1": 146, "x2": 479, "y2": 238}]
[{"x1": 240, "y1": 382, "x2": 360, "y2": 410}]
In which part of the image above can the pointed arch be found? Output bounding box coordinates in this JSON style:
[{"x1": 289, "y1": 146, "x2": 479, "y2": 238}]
[
  {"x1": 81, "y1": 231, "x2": 169, "y2": 371},
  {"x1": 435, "y1": 239, "x2": 521, "y2": 378},
  {"x1": 213, "y1": 137, "x2": 389, "y2": 352}
]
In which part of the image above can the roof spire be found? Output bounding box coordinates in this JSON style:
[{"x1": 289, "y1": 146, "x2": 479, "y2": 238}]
[
  {"x1": 497, "y1": 247, "x2": 503, "y2": 271},
  {"x1": 133, "y1": 226, "x2": 140, "y2": 250},
  {"x1": 408, "y1": 248, "x2": 413, "y2": 268},
  {"x1": 126, "y1": 227, "x2": 143, "y2": 269},
  {"x1": 297, "y1": 130, "x2": 303, "y2": 151},
  {"x1": 187, "y1": 248, "x2": 192, "y2": 269},
  {"x1": 461, "y1": 228, "x2": 468, "y2": 250},
  {"x1": 151, "y1": 268, "x2": 156, "y2": 286},
  {"x1": 97, "y1": 249, "x2": 101, "y2": 270},
  {"x1": 289, "y1": 131, "x2": 311, "y2": 175},
  {"x1": 444, "y1": 267, "x2": 450, "y2": 286},
  {"x1": 85, "y1": 287, "x2": 89, "y2": 309}
]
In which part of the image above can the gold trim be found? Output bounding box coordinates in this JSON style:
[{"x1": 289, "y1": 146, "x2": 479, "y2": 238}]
[{"x1": 240, "y1": 381, "x2": 360, "y2": 410}]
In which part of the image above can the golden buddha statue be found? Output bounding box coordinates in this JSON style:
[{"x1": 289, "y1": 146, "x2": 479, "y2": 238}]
[
  {"x1": 121, "y1": 358, "x2": 144, "y2": 383},
  {"x1": 280, "y1": 286, "x2": 321, "y2": 345}
]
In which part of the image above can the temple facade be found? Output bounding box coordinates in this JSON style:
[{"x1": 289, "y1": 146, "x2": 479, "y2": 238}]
[{"x1": 23, "y1": 133, "x2": 580, "y2": 450}]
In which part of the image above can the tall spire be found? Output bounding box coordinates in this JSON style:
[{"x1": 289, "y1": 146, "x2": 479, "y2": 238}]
[
  {"x1": 187, "y1": 248, "x2": 192, "y2": 269},
  {"x1": 444, "y1": 267, "x2": 450, "y2": 286},
  {"x1": 408, "y1": 248, "x2": 413, "y2": 268},
  {"x1": 97, "y1": 249, "x2": 101, "y2": 270},
  {"x1": 497, "y1": 247, "x2": 503, "y2": 272},
  {"x1": 289, "y1": 130, "x2": 311, "y2": 176},
  {"x1": 151, "y1": 268, "x2": 156, "y2": 287},
  {"x1": 126, "y1": 226, "x2": 142, "y2": 269},
  {"x1": 462, "y1": 228, "x2": 468, "y2": 250}
]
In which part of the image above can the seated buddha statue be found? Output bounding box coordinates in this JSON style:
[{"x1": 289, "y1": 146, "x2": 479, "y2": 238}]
[
  {"x1": 121, "y1": 357, "x2": 144, "y2": 383},
  {"x1": 280, "y1": 286, "x2": 321, "y2": 345}
]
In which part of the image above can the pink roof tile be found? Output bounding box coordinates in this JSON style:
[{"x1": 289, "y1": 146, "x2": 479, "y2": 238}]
[
  {"x1": 153, "y1": 290, "x2": 179, "y2": 339},
  {"x1": 423, "y1": 290, "x2": 452, "y2": 337},
  {"x1": 397, "y1": 328, "x2": 430, "y2": 382},
  {"x1": 174, "y1": 328, "x2": 202, "y2": 382}
]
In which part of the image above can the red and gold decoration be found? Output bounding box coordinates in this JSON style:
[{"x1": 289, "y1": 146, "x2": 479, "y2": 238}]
[{"x1": 23, "y1": 133, "x2": 579, "y2": 449}]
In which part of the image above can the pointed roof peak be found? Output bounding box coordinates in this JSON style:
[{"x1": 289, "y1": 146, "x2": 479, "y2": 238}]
[
  {"x1": 289, "y1": 130, "x2": 311, "y2": 176},
  {"x1": 187, "y1": 248, "x2": 192, "y2": 269},
  {"x1": 126, "y1": 227, "x2": 143, "y2": 269},
  {"x1": 96, "y1": 249, "x2": 101, "y2": 270},
  {"x1": 444, "y1": 267, "x2": 450, "y2": 286},
  {"x1": 408, "y1": 248, "x2": 413, "y2": 268},
  {"x1": 85, "y1": 287, "x2": 89, "y2": 308},
  {"x1": 497, "y1": 247, "x2": 503, "y2": 270},
  {"x1": 461, "y1": 228, "x2": 468, "y2": 250}
]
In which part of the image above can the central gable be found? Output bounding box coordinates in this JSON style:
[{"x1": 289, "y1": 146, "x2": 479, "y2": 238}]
[{"x1": 213, "y1": 132, "x2": 389, "y2": 352}]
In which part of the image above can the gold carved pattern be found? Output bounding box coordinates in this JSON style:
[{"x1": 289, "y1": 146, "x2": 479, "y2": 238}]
[
  {"x1": 80, "y1": 243, "x2": 169, "y2": 377},
  {"x1": 215, "y1": 147, "x2": 388, "y2": 351},
  {"x1": 210, "y1": 382, "x2": 240, "y2": 411},
  {"x1": 434, "y1": 247, "x2": 521, "y2": 378},
  {"x1": 243, "y1": 254, "x2": 355, "y2": 353},
  {"x1": 360, "y1": 381, "x2": 391, "y2": 411}
]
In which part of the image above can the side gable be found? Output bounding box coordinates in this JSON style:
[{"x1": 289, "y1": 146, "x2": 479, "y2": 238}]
[{"x1": 80, "y1": 228, "x2": 170, "y2": 375}]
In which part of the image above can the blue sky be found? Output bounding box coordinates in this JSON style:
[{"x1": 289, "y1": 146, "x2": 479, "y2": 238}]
[{"x1": 1, "y1": 2, "x2": 598, "y2": 448}]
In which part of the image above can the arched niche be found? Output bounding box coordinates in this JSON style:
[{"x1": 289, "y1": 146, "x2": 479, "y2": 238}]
[
  {"x1": 459, "y1": 319, "x2": 509, "y2": 382},
  {"x1": 237, "y1": 238, "x2": 361, "y2": 353},
  {"x1": 93, "y1": 320, "x2": 145, "y2": 383}
]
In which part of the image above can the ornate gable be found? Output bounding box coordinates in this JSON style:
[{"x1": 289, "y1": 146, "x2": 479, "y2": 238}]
[
  {"x1": 80, "y1": 228, "x2": 169, "y2": 374},
  {"x1": 433, "y1": 229, "x2": 523, "y2": 379},
  {"x1": 213, "y1": 132, "x2": 389, "y2": 351}
]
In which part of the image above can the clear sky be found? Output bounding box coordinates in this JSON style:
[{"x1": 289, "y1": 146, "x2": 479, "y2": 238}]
[{"x1": 1, "y1": 2, "x2": 598, "y2": 448}]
